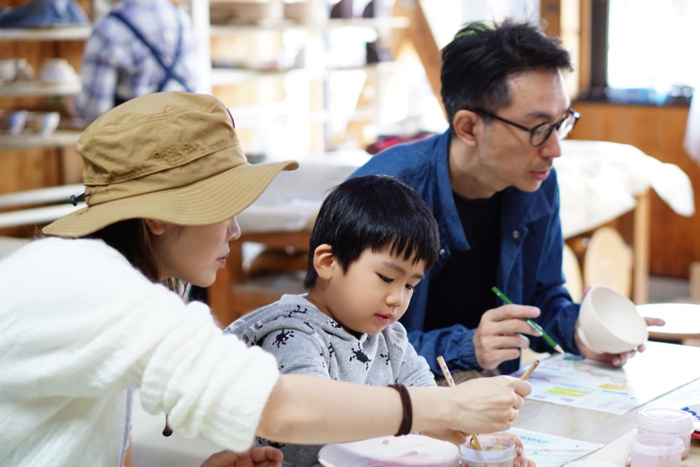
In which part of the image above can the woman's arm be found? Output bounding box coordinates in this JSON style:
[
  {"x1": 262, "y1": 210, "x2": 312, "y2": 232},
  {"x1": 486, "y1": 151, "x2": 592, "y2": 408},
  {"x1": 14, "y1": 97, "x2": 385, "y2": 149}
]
[{"x1": 256, "y1": 373, "x2": 530, "y2": 444}]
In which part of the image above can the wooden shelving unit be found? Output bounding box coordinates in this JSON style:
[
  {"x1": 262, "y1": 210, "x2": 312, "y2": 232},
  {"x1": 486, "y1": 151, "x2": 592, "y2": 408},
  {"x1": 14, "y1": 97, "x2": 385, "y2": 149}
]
[
  {"x1": 0, "y1": 25, "x2": 92, "y2": 41},
  {"x1": 208, "y1": 12, "x2": 409, "y2": 154},
  {"x1": 0, "y1": 23, "x2": 89, "y2": 152},
  {"x1": 208, "y1": 16, "x2": 409, "y2": 35},
  {"x1": 210, "y1": 61, "x2": 396, "y2": 86},
  {"x1": 0, "y1": 130, "x2": 82, "y2": 150},
  {"x1": 0, "y1": 80, "x2": 82, "y2": 98}
]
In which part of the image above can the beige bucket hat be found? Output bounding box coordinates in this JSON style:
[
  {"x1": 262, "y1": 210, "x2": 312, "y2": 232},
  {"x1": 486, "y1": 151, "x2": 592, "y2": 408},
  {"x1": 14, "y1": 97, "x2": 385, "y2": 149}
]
[{"x1": 43, "y1": 92, "x2": 298, "y2": 237}]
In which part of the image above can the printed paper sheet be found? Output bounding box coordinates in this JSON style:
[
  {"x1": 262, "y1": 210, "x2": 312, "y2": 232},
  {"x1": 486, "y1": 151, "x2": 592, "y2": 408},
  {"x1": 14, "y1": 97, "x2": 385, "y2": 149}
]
[
  {"x1": 511, "y1": 342, "x2": 700, "y2": 414},
  {"x1": 506, "y1": 427, "x2": 603, "y2": 467}
]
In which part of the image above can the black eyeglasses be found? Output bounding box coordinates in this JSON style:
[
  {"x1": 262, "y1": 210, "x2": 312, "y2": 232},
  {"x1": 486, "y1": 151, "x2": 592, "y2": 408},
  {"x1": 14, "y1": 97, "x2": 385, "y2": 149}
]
[{"x1": 474, "y1": 107, "x2": 581, "y2": 147}]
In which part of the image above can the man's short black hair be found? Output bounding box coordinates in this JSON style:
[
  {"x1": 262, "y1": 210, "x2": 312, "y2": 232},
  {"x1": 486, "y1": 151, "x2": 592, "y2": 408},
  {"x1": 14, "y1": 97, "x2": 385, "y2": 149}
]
[
  {"x1": 304, "y1": 174, "x2": 440, "y2": 289},
  {"x1": 440, "y1": 19, "x2": 573, "y2": 131}
]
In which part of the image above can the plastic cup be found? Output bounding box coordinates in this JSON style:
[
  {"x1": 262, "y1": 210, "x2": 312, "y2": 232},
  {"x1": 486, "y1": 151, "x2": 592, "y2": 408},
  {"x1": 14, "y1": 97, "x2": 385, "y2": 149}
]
[
  {"x1": 460, "y1": 435, "x2": 516, "y2": 467},
  {"x1": 636, "y1": 408, "x2": 694, "y2": 459},
  {"x1": 628, "y1": 432, "x2": 683, "y2": 467},
  {"x1": 577, "y1": 285, "x2": 648, "y2": 354}
]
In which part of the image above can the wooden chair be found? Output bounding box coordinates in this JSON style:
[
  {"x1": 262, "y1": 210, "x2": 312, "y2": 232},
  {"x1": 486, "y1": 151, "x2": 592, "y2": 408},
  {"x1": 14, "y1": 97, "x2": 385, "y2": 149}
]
[
  {"x1": 208, "y1": 229, "x2": 311, "y2": 328},
  {"x1": 562, "y1": 243, "x2": 583, "y2": 302},
  {"x1": 583, "y1": 226, "x2": 633, "y2": 299}
]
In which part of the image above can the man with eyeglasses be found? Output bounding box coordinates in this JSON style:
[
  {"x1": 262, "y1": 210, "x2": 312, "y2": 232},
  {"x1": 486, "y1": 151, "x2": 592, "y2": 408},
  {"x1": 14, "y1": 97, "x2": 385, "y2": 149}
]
[{"x1": 350, "y1": 19, "x2": 659, "y2": 381}]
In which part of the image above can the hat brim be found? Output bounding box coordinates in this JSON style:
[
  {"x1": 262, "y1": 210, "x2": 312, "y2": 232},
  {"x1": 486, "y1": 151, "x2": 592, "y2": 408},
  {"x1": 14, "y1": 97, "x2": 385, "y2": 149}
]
[{"x1": 43, "y1": 160, "x2": 299, "y2": 237}]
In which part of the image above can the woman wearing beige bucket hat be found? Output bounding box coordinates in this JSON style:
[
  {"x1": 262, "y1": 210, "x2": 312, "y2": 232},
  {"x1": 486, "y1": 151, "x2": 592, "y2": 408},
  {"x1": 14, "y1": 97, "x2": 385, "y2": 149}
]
[{"x1": 0, "y1": 92, "x2": 531, "y2": 466}]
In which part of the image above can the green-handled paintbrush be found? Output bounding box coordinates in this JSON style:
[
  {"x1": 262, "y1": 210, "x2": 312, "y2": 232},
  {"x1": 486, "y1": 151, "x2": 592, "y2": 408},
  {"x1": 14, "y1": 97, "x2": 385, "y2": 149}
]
[{"x1": 491, "y1": 286, "x2": 565, "y2": 354}]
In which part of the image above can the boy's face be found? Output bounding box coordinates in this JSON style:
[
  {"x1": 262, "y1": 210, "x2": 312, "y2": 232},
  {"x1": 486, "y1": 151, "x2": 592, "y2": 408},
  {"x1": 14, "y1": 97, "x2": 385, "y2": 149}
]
[{"x1": 320, "y1": 247, "x2": 426, "y2": 336}]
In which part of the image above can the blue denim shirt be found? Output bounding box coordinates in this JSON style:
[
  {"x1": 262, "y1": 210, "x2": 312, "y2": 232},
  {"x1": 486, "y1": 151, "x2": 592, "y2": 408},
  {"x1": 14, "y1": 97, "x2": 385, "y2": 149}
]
[{"x1": 350, "y1": 130, "x2": 580, "y2": 375}]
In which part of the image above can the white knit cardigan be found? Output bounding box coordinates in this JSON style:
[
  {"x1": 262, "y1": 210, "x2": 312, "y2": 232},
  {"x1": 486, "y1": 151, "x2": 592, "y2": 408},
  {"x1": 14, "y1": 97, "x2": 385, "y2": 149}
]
[{"x1": 0, "y1": 238, "x2": 279, "y2": 466}]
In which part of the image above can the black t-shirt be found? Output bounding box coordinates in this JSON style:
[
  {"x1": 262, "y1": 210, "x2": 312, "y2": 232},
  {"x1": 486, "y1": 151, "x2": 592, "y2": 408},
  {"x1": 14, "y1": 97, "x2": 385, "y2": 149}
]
[{"x1": 424, "y1": 191, "x2": 502, "y2": 331}]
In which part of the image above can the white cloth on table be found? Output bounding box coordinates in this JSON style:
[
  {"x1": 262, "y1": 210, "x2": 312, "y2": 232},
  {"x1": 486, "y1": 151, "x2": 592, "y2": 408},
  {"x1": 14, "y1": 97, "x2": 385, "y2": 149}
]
[
  {"x1": 556, "y1": 140, "x2": 694, "y2": 239},
  {"x1": 235, "y1": 143, "x2": 694, "y2": 241},
  {"x1": 236, "y1": 154, "x2": 369, "y2": 234}
]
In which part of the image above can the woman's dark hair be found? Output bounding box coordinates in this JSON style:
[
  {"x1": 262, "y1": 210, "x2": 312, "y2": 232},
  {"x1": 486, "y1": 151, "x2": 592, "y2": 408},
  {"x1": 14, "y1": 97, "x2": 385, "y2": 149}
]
[
  {"x1": 440, "y1": 19, "x2": 573, "y2": 131},
  {"x1": 85, "y1": 219, "x2": 160, "y2": 283},
  {"x1": 304, "y1": 175, "x2": 440, "y2": 289}
]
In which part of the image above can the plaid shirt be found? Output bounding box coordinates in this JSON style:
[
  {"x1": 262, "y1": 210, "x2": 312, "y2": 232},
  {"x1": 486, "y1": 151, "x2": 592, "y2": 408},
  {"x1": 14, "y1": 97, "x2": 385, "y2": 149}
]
[{"x1": 75, "y1": 0, "x2": 198, "y2": 123}]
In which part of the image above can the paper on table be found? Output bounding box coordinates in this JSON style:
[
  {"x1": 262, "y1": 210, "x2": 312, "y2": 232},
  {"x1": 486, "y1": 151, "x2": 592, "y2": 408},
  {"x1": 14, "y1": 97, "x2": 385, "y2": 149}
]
[
  {"x1": 509, "y1": 343, "x2": 700, "y2": 415},
  {"x1": 505, "y1": 427, "x2": 603, "y2": 467},
  {"x1": 681, "y1": 404, "x2": 700, "y2": 432}
]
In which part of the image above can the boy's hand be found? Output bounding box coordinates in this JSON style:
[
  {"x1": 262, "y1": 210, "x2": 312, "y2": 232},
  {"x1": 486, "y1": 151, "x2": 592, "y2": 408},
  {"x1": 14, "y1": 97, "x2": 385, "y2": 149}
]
[
  {"x1": 471, "y1": 433, "x2": 534, "y2": 467},
  {"x1": 200, "y1": 446, "x2": 283, "y2": 467}
]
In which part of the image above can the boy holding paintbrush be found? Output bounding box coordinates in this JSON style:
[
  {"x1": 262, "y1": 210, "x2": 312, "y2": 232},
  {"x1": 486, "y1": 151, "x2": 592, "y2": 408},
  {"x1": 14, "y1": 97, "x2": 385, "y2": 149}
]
[{"x1": 228, "y1": 175, "x2": 532, "y2": 466}]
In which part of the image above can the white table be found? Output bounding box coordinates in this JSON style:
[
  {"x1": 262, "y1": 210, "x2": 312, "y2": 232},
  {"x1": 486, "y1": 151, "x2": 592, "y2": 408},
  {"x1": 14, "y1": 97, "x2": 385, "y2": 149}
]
[{"x1": 513, "y1": 342, "x2": 700, "y2": 466}]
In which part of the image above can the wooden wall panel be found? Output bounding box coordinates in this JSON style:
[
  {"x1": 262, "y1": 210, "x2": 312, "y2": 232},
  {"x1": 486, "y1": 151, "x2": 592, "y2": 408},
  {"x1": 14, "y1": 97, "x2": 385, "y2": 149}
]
[
  {"x1": 570, "y1": 102, "x2": 698, "y2": 278},
  {"x1": 0, "y1": 0, "x2": 91, "y2": 236},
  {"x1": 540, "y1": 0, "x2": 561, "y2": 37}
]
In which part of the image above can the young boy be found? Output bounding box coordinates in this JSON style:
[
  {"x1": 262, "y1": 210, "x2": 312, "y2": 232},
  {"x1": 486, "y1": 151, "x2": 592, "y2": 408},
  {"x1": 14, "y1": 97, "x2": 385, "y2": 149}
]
[{"x1": 226, "y1": 174, "x2": 447, "y2": 465}]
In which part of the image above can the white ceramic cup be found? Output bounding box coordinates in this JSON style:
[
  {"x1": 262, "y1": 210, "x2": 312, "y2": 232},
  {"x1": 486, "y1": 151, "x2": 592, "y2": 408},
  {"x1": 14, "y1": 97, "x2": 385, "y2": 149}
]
[
  {"x1": 460, "y1": 435, "x2": 516, "y2": 467},
  {"x1": 628, "y1": 432, "x2": 683, "y2": 467},
  {"x1": 577, "y1": 285, "x2": 648, "y2": 354}
]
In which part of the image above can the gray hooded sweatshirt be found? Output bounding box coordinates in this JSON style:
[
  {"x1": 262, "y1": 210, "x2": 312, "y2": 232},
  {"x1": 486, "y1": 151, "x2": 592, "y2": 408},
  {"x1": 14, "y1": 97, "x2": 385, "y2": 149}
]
[{"x1": 226, "y1": 294, "x2": 436, "y2": 466}]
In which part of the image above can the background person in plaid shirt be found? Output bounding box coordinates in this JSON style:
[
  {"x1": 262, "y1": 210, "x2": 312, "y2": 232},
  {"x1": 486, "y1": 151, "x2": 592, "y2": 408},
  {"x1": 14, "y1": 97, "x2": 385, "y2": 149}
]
[{"x1": 73, "y1": 0, "x2": 198, "y2": 123}]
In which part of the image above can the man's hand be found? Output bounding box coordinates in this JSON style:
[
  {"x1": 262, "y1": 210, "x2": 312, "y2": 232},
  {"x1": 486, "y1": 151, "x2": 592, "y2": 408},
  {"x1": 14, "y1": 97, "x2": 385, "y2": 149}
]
[
  {"x1": 575, "y1": 317, "x2": 666, "y2": 366},
  {"x1": 473, "y1": 305, "x2": 541, "y2": 370},
  {"x1": 201, "y1": 446, "x2": 283, "y2": 467}
]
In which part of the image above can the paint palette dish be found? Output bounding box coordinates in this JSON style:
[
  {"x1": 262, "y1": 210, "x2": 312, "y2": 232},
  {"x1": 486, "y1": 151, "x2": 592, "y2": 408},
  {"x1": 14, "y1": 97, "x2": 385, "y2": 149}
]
[{"x1": 318, "y1": 434, "x2": 461, "y2": 467}]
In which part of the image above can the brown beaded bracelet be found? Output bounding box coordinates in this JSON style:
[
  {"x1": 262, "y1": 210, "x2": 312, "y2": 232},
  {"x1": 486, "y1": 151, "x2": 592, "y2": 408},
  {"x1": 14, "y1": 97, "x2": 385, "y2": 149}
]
[{"x1": 388, "y1": 383, "x2": 413, "y2": 436}]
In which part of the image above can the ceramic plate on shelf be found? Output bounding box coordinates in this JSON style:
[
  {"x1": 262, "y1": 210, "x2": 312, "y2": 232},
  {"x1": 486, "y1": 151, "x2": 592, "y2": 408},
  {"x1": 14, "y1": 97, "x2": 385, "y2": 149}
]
[{"x1": 318, "y1": 434, "x2": 461, "y2": 467}]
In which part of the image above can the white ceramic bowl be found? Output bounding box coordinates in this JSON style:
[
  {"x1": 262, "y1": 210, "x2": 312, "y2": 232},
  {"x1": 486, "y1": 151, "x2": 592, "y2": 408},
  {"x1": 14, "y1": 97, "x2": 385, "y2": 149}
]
[
  {"x1": 577, "y1": 285, "x2": 648, "y2": 354},
  {"x1": 39, "y1": 58, "x2": 79, "y2": 84},
  {"x1": 284, "y1": 0, "x2": 327, "y2": 24},
  {"x1": 0, "y1": 59, "x2": 19, "y2": 81},
  {"x1": 209, "y1": 0, "x2": 283, "y2": 25}
]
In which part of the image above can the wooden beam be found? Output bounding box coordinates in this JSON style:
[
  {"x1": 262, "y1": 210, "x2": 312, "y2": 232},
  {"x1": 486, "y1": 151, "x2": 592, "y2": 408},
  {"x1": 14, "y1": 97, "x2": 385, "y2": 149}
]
[
  {"x1": 540, "y1": 0, "x2": 561, "y2": 37},
  {"x1": 578, "y1": 0, "x2": 592, "y2": 92},
  {"x1": 392, "y1": 0, "x2": 441, "y2": 107},
  {"x1": 632, "y1": 192, "x2": 650, "y2": 304}
]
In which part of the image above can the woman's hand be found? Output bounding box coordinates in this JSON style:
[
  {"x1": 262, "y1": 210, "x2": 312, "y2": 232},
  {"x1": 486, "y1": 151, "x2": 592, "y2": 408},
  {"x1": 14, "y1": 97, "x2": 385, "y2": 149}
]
[
  {"x1": 448, "y1": 375, "x2": 531, "y2": 434},
  {"x1": 200, "y1": 446, "x2": 283, "y2": 467},
  {"x1": 420, "y1": 428, "x2": 467, "y2": 446}
]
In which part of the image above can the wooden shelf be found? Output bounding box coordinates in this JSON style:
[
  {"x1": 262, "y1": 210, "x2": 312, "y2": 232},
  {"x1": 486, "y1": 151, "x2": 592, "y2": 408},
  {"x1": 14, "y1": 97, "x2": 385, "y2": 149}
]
[
  {"x1": 0, "y1": 203, "x2": 82, "y2": 229},
  {"x1": 227, "y1": 104, "x2": 379, "y2": 130},
  {"x1": 0, "y1": 130, "x2": 81, "y2": 150},
  {"x1": 0, "y1": 25, "x2": 92, "y2": 41},
  {"x1": 0, "y1": 80, "x2": 82, "y2": 97},
  {"x1": 209, "y1": 16, "x2": 409, "y2": 35},
  {"x1": 211, "y1": 61, "x2": 395, "y2": 86}
]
